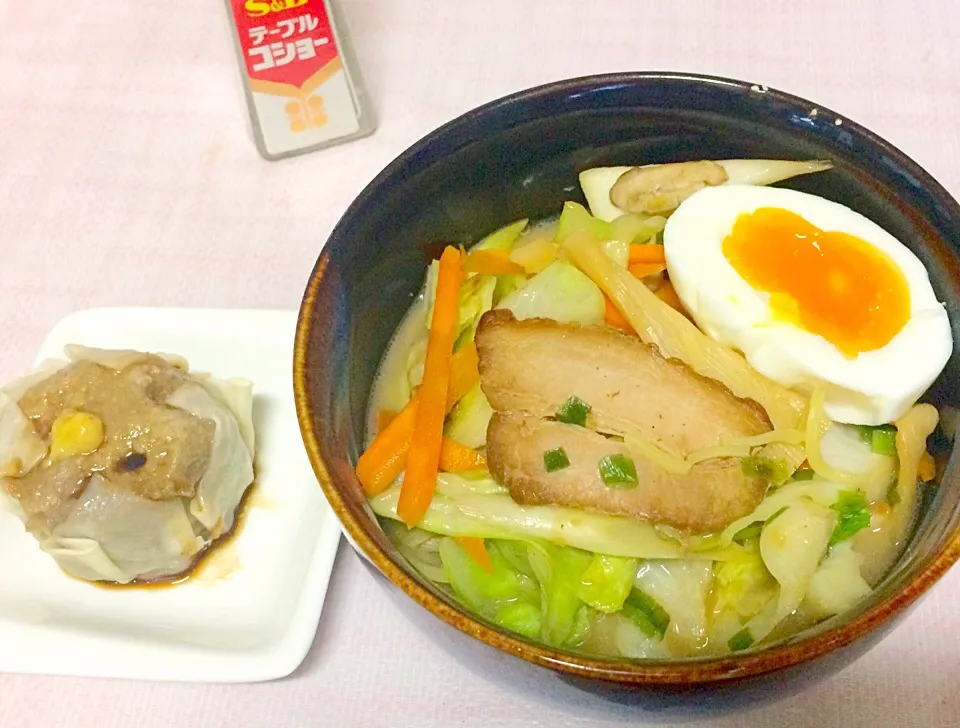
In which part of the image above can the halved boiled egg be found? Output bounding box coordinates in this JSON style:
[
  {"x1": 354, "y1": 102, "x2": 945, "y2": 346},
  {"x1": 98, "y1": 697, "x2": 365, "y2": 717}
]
[{"x1": 663, "y1": 184, "x2": 952, "y2": 425}]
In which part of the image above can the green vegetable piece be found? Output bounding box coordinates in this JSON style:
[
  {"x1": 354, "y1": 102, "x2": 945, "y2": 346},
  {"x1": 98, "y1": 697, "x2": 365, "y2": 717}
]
[
  {"x1": 495, "y1": 540, "x2": 537, "y2": 579},
  {"x1": 554, "y1": 201, "x2": 665, "y2": 245},
  {"x1": 526, "y1": 543, "x2": 594, "y2": 646},
  {"x1": 870, "y1": 425, "x2": 898, "y2": 456},
  {"x1": 498, "y1": 260, "x2": 605, "y2": 326},
  {"x1": 732, "y1": 522, "x2": 763, "y2": 545},
  {"x1": 885, "y1": 479, "x2": 902, "y2": 506},
  {"x1": 599, "y1": 454, "x2": 638, "y2": 488},
  {"x1": 741, "y1": 456, "x2": 791, "y2": 484},
  {"x1": 728, "y1": 627, "x2": 755, "y2": 652},
  {"x1": 622, "y1": 588, "x2": 671, "y2": 640},
  {"x1": 577, "y1": 554, "x2": 638, "y2": 613},
  {"x1": 855, "y1": 425, "x2": 874, "y2": 445},
  {"x1": 713, "y1": 548, "x2": 778, "y2": 621},
  {"x1": 468, "y1": 219, "x2": 533, "y2": 310},
  {"x1": 565, "y1": 605, "x2": 595, "y2": 648},
  {"x1": 439, "y1": 538, "x2": 537, "y2": 620},
  {"x1": 492, "y1": 274, "x2": 528, "y2": 306},
  {"x1": 445, "y1": 382, "x2": 494, "y2": 450},
  {"x1": 493, "y1": 601, "x2": 541, "y2": 639},
  {"x1": 555, "y1": 201, "x2": 613, "y2": 243},
  {"x1": 556, "y1": 395, "x2": 591, "y2": 427},
  {"x1": 732, "y1": 506, "x2": 788, "y2": 546},
  {"x1": 543, "y1": 447, "x2": 571, "y2": 473},
  {"x1": 610, "y1": 214, "x2": 668, "y2": 244},
  {"x1": 829, "y1": 490, "x2": 872, "y2": 546},
  {"x1": 792, "y1": 468, "x2": 816, "y2": 481},
  {"x1": 473, "y1": 219, "x2": 529, "y2": 252},
  {"x1": 425, "y1": 264, "x2": 497, "y2": 345},
  {"x1": 855, "y1": 424, "x2": 898, "y2": 456}
]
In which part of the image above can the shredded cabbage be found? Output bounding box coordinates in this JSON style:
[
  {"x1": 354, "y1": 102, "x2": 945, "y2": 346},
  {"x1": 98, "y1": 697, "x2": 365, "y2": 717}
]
[
  {"x1": 803, "y1": 541, "x2": 871, "y2": 619},
  {"x1": 578, "y1": 554, "x2": 638, "y2": 613},
  {"x1": 439, "y1": 537, "x2": 539, "y2": 620},
  {"x1": 497, "y1": 260, "x2": 605, "y2": 326},
  {"x1": 736, "y1": 497, "x2": 836, "y2": 646},
  {"x1": 444, "y1": 382, "x2": 493, "y2": 450},
  {"x1": 472, "y1": 219, "x2": 529, "y2": 251},
  {"x1": 711, "y1": 546, "x2": 778, "y2": 622},
  {"x1": 634, "y1": 560, "x2": 713, "y2": 654},
  {"x1": 369, "y1": 474, "x2": 742, "y2": 561},
  {"x1": 527, "y1": 542, "x2": 595, "y2": 645}
]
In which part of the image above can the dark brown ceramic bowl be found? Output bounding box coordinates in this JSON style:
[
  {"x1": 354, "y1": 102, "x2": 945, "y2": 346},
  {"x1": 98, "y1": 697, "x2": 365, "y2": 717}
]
[{"x1": 294, "y1": 73, "x2": 960, "y2": 691}]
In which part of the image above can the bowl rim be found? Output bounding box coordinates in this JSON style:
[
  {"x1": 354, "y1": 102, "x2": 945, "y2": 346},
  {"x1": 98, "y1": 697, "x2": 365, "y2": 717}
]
[{"x1": 294, "y1": 70, "x2": 960, "y2": 684}]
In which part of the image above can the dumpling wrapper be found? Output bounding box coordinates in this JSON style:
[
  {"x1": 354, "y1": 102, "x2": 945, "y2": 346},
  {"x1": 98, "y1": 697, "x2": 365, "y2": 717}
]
[
  {"x1": 168, "y1": 378, "x2": 255, "y2": 536},
  {"x1": 0, "y1": 348, "x2": 256, "y2": 584},
  {"x1": 40, "y1": 475, "x2": 202, "y2": 583},
  {"x1": 0, "y1": 360, "x2": 68, "y2": 478}
]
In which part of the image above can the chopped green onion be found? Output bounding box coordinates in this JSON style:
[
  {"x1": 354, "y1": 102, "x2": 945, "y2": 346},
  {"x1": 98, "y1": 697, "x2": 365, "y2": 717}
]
[
  {"x1": 871, "y1": 425, "x2": 898, "y2": 456},
  {"x1": 622, "y1": 588, "x2": 670, "y2": 640},
  {"x1": 555, "y1": 396, "x2": 591, "y2": 427},
  {"x1": 855, "y1": 424, "x2": 898, "y2": 455},
  {"x1": 598, "y1": 454, "x2": 638, "y2": 488},
  {"x1": 885, "y1": 479, "x2": 902, "y2": 506},
  {"x1": 829, "y1": 490, "x2": 871, "y2": 546},
  {"x1": 792, "y1": 468, "x2": 816, "y2": 481},
  {"x1": 732, "y1": 506, "x2": 788, "y2": 545},
  {"x1": 741, "y1": 456, "x2": 790, "y2": 484},
  {"x1": 543, "y1": 447, "x2": 571, "y2": 473},
  {"x1": 728, "y1": 627, "x2": 755, "y2": 651}
]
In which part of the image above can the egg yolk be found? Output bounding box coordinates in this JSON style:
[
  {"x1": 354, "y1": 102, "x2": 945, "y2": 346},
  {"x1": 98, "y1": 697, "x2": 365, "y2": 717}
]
[{"x1": 722, "y1": 207, "x2": 910, "y2": 357}]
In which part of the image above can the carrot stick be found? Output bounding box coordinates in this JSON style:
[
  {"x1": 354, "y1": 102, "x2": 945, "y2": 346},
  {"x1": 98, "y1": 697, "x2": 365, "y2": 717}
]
[
  {"x1": 629, "y1": 244, "x2": 666, "y2": 265},
  {"x1": 397, "y1": 246, "x2": 464, "y2": 525},
  {"x1": 628, "y1": 261, "x2": 667, "y2": 279},
  {"x1": 376, "y1": 409, "x2": 398, "y2": 433},
  {"x1": 456, "y1": 536, "x2": 493, "y2": 574},
  {"x1": 462, "y1": 249, "x2": 526, "y2": 275},
  {"x1": 604, "y1": 294, "x2": 633, "y2": 333},
  {"x1": 446, "y1": 341, "x2": 480, "y2": 405},
  {"x1": 356, "y1": 406, "x2": 418, "y2": 497},
  {"x1": 654, "y1": 279, "x2": 688, "y2": 317},
  {"x1": 439, "y1": 438, "x2": 487, "y2": 472},
  {"x1": 355, "y1": 341, "x2": 479, "y2": 497}
]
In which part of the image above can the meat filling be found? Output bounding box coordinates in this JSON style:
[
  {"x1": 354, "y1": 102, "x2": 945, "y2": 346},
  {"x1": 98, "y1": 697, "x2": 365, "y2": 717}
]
[{"x1": 7, "y1": 356, "x2": 214, "y2": 530}]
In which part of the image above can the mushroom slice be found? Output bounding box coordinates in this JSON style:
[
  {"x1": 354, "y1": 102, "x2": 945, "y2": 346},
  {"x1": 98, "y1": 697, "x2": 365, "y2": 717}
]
[{"x1": 609, "y1": 160, "x2": 729, "y2": 214}]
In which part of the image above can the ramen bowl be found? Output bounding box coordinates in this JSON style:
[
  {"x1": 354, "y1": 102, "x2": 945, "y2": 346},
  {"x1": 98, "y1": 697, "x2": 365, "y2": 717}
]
[{"x1": 294, "y1": 72, "x2": 960, "y2": 691}]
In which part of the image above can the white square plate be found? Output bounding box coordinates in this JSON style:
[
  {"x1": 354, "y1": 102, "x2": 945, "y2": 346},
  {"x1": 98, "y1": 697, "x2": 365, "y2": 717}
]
[{"x1": 0, "y1": 308, "x2": 340, "y2": 682}]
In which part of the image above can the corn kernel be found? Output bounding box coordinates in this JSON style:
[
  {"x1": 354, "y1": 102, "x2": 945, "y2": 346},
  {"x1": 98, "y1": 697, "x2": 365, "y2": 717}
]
[{"x1": 49, "y1": 411, "x2": 104, "y2": 462}]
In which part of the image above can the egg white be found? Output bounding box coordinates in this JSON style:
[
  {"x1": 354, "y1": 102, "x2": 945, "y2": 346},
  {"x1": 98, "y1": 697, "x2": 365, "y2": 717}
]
[{"x1": 663, "y1": 184, "x2": 952, "y2": 425}]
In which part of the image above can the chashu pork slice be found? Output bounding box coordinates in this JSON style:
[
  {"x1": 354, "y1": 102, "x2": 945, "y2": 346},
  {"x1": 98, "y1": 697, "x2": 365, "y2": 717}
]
[
  {"x1": 487, "y1": 413, "x2": 767, "y2": 533},
  {"x1": 476, "y1": 310, "x2": 771, "y2": 454},
  {"x1": 476, "y1": 310, "x2": 775, "y2": 532}
]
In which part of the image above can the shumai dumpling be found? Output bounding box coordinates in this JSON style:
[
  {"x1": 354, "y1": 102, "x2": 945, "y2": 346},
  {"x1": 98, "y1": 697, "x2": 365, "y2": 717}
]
[{"x1": 0, "y1": 345, "x2": 255, "y2": 584}]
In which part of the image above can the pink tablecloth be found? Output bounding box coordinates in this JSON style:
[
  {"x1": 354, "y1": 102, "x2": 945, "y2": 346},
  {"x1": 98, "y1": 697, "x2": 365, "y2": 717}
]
[{"x1": 1, "y1": 1, "x2": 959, "y2": 726}]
